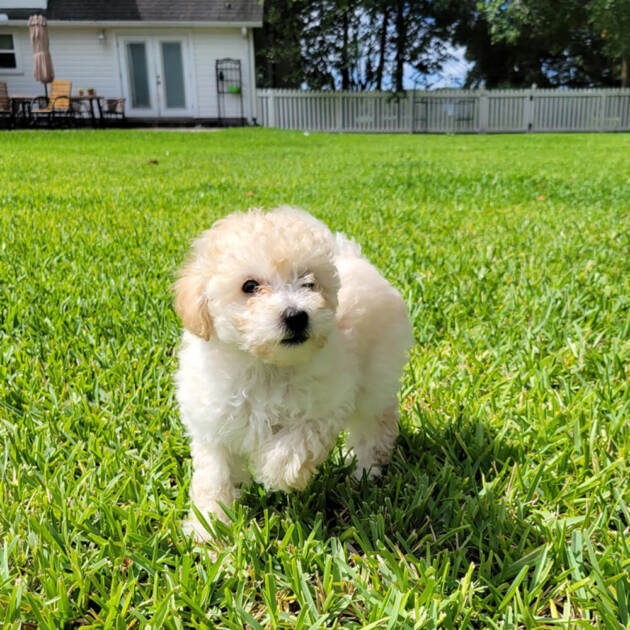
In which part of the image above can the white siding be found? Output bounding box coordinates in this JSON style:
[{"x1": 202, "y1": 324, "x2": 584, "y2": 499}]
[
  {"x1": 0, "y1": 24, "x2": 256, "y2": 120},
  {"x1": 0, "y1": 26, "x2": 121, "y2": 98},
  {"x1": 0, "y1": 0, "x2": 47, "y2": 8},
  {"x1": 191, "y1": 27, "x2": 253, "y2": 119}
]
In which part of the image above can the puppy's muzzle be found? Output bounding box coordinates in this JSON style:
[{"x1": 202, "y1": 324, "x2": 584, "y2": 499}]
[{"x1": 281, "y1": 307, "x2": 309, "y2": 345}]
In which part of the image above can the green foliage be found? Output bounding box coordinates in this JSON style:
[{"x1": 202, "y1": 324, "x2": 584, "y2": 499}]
[
  {"x1": 589, "y1": 0, "x2": 630, "y2": 61},
  {"x1": 255, "y1": 0, "x2": 448, "y2": 90},
  {"x1": 478, "y1": 0, "x2": 630, "y2": 86},
  {"x1": 1, "y1": 129, "x2": 629, "y2": 628},
  {"x1": 255, "y1": 0, "x2": 310, "y2": 89},
  {"x1": 255, "y1": 0, "x2": 630, "y2": 88}
]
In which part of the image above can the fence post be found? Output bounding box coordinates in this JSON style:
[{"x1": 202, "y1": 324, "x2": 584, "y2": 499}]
[
  {"x1": 336, "y1": 92, "x2": 342, "y2": 132},
  {"x1": 268, "y1": 91, "x2": 275, "y2": 128},
  {"x1": 408, "y1": 90, "x2": 415, "y2": 133},
  {"x1": 599, "y1": 90, "x2": 607, "y2": 131},
  {"x1": 524, "y1": 85, "x2": 535, "y2": 132},
  {"x1": 478, "y1": 89, "x2": 489, "y2": 133}
]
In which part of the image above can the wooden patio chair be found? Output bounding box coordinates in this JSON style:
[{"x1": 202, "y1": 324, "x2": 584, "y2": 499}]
[
  {"x1": 0, "y1": 81, "x2": 14, "y2": 129},
  {"x1": 31, "y1": 80, "x2": 74, "y2": 127}
]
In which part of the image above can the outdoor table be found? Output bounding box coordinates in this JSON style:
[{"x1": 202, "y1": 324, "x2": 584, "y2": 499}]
[
  {"x1": 10, "y1": 96, "x2": 35, "y2": 123},
  {"x1": 70, "y1": 95, "x2": 103, "y2": 128}
]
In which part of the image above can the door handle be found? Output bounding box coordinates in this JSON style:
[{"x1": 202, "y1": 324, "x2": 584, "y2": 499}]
[{"x1": 156, "y1": 75, "x2": 162, "y2": 86}]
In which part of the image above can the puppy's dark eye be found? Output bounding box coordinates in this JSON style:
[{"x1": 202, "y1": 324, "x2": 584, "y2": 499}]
[
  {"x1": 302, "y1": 282, "x2": 315, "y2": 290},
  {"x1": 242, "y1": 279, "x2": 260, "y2": 294}
]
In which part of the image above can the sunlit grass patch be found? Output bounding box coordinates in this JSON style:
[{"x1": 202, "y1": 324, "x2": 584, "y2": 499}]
[{"x1": 1, "y1": 129, "x2": 629, "y2": 628}]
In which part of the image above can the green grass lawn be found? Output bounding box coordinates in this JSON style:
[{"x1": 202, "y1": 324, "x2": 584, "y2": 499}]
[{"x1": 1, "y1": 129, "x2": 629, "y2": 629}]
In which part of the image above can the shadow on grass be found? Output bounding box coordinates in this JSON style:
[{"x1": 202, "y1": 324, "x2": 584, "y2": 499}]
[{"x1": 231, "y1": 417, "x2": 531, "y2": 572}]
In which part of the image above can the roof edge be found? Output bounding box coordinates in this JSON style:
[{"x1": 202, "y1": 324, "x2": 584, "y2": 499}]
[{"x1": 0, "y1": 19, "x2": 262, "y2": 27}]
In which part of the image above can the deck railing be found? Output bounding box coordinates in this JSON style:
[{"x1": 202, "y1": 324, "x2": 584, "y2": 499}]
[{"x1": 256, "y1": 88, "x2": 630, "y2": 133}]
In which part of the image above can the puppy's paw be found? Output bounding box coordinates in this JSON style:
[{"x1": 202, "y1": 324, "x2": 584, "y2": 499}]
[
  {"x1": 344, "y1": 446, "x2": 386, "y2": 482},
  {"x1": 257, "y1": 448, "x2": 316, "y2": 492},
  {"x1": 182, "y1": 514, "x2": 215, "y2": 544},
  {"x1": 182, "y1": 496, "x2": 234, "y2": 545},
  {"x1": 351, "y1": 462, "x2": 382, "y2": 482}
]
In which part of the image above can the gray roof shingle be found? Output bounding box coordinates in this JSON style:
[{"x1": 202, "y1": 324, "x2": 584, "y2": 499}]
[{"x1": 2, "y1": 0, "x2": 263, "y2": 24}]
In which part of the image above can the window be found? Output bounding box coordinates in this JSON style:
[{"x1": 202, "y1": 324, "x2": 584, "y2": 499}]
[{"x1": 0, "y1": 33, "x2": 17, "y2": 69}]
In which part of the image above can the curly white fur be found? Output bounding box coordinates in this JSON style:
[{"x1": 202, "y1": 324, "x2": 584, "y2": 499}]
[{"x1": 174, "y1": 207, "x2": 413, "y2": 541}]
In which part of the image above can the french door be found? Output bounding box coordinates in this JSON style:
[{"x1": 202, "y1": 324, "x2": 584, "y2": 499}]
[{"x1": 119, "y1": 35, "x2": 194, "y2": 117}]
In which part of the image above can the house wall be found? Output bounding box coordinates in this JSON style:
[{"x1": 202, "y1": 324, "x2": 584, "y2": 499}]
[
  {"x1": 191, "y1": 28, "x2": 254, "y2": 120},
  {"x1": 0, "y1": 24, "x2": 256, "y2": 121}
]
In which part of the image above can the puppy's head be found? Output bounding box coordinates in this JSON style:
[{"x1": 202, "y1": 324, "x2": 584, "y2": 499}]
[{"x1": 174, "y1": 207, "x2": 340, "y2": 366}]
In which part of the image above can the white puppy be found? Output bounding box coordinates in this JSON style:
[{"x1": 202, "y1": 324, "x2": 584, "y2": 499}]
[{"x1": 174, "y1": 207, "x2": 413, "y2": 541}]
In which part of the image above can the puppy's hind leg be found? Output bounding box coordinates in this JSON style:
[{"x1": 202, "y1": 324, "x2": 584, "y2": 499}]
[
  {"x1": 183, "y1": 441, "x2": 248, "y2": 543},
  {"x1": 345, "y1": 404, "x2": 399, "y2": 481}
]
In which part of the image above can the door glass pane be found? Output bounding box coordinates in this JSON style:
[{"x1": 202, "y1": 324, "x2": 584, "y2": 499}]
[
  {"x1": 161, "y1": 42, "x2": 186, "y2": 109},
  {"x1": 127, "y1": 43, "x2": 150, "y2": 109}
]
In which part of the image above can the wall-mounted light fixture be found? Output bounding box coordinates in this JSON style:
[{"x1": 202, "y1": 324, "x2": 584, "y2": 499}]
[{"x1": 97, "y1": 29, "x2": 106, "y2": 44}]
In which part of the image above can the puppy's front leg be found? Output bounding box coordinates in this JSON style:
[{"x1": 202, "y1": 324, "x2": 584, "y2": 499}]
[
  {"x1": 183, "y1": 441, "x2": 240, "y2": 542},
  {"x1": 345, "y1": 406, "x2": 399, "y2": 480},
  {"x1": 253, "y1": 426, "x2": 334, "y2": 493}
]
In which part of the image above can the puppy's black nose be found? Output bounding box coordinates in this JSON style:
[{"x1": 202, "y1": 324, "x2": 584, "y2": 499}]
[{"x1": 283, "y1": 307, "x2": 309, "y2": 334}]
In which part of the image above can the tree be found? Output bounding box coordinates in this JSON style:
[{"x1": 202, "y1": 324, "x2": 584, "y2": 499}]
[
  {"x1": 368, "y1": 0, "x2": 391, "y2": 90},
  {"x1": 255, "y1": 0, "x2": 309, "y2": 88},
  {"x1": 300, "y1": 0, "x2": 361, "y2": 89},
  {"x1": 476, "y1": 0, "x2": 626, "y2": 86},
  {"x1": 390, "y1": 0, "x2": 449, "y2": 92},
  {"x1": 589, "y1": 0, "x2": 630, "y2": 86},
  {"x1": 255, "y1": 0, "x2": 630, "y2": 90},
  {"x1": 430, "y1": 0, "x2": 559, "y2": 87},
  {"x1": 257, "y1": 0, "x2": 450, "y2": 91}
]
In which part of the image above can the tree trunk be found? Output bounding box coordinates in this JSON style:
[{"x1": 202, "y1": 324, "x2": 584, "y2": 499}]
[
  {"x1": 341, "y1": 4, "x2": 350, "y2": 90},
  {"x1": 376, "y1": 6, "x2": 389, "y2": 90},
  {"x1": 622, "y1": 55, "x2": 629, "y2": 87},
  {"x1": 267, "y1": 29, "x2": 276, "y2": 88},
  {"x1": 394, "y1": 0, "x2": 406, "y2": 92}
]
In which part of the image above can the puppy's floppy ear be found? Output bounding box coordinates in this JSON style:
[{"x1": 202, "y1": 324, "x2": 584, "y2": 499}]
[{"x1": 173, "y1": 260, "x2": 213, "y2": 340}]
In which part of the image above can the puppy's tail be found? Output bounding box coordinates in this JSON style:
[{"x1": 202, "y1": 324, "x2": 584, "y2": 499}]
[{"x1": 333, "y1": 232, "x2": 362, "y2": 259}]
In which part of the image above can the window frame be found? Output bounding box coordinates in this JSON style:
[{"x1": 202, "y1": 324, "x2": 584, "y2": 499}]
[{"x1": 0, "y1": 32, "x2": 22, "y2": 74}]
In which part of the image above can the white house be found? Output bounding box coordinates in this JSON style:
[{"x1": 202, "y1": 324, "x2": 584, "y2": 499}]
[{"x1": 0, "y1": 0, "x2": 262, "y2": 123}]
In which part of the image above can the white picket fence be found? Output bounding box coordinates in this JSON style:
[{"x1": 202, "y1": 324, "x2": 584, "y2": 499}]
[{"x1": 256, "y1": 88, "x2": 630, "y2": 133}]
